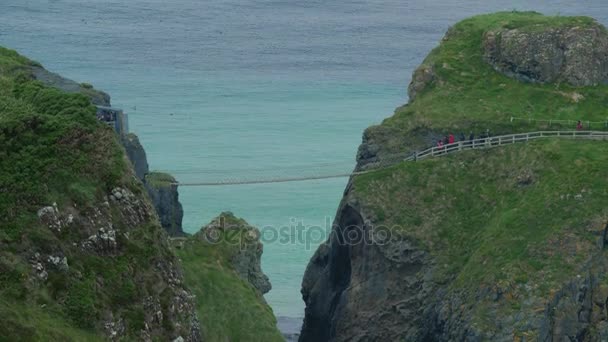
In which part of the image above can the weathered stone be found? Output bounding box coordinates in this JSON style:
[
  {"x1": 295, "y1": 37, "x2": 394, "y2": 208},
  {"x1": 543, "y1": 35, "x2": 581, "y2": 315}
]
[
  {"x1": 408, "y1": 64, "x2": 436, "y2": 101},
  {"x1": 145, "y1": 179, "x2": 185, "y2": 237},
  {"x1": 121, "y1": 133, "x2": 149, "y2": 181},
  {"x1": 483, "y1": 24, "x2": 608, "y2": 86}
]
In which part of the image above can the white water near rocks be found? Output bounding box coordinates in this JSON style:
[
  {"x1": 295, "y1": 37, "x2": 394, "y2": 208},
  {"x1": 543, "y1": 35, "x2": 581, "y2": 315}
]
[{"x1": 2, "y1": 0, "x2": 606, "y2": 333}]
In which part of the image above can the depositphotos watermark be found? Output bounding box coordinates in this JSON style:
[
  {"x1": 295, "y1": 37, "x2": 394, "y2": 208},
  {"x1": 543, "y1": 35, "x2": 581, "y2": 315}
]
[{"x1": 202, "y1": 216, "x2": 397, "y2": 251}]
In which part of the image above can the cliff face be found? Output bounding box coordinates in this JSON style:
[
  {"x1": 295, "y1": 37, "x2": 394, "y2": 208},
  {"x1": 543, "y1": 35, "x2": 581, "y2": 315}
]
[
  {"x1": 300, "y1": 12, "x2": 608, "y2": 341},
  {"x1": 121, "y1": 133, "x2": 150, "y2": 181},
  {"x1": 29, "y1": 54, "x2": 186, "y2": 237},
  {"x1": 145, "y1": 173, "x2": 186, "y2": 237},
  {"x1": 0, "y1": 47, "x2": 199, "y2": 340},
  {"x1": 483, "y1": 23, "x2": 608, "y2": 86}
]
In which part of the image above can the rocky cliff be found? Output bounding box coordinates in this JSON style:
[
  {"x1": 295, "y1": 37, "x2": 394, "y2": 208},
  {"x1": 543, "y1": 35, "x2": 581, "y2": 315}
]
[
  {"x1": 145, "y1": 172, "x2": 186, "y2": 237},
  {"x1": 172, "y1": 213, "x2": 281, "y2": 341},
  {"x1": 300, "y1": 12, "x2": 608, "y2": 341},
  {"x1": 0, "y1": 47, "x2": 199, "y2": 340},
  {"x1": 29, "y1": 56, "x2": 186, "y2": 237},
  {"x1": 121, "y1": 133, "x2": 150, "y2": 181}
]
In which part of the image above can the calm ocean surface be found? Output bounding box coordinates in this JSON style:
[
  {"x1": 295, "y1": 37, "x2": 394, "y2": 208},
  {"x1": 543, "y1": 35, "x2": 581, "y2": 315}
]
[{"x1": 2, "y1": 0, "x2": 606, "y2": 322}]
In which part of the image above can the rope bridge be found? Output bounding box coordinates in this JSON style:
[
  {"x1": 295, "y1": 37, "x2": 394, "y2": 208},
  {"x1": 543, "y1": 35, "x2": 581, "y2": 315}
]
[{"x1": 172, "y1": 131, "x2": 608, "y2": 187}]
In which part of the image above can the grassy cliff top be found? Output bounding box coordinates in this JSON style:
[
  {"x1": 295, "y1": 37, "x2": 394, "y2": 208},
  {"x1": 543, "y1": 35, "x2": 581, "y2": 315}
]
[
  {"x1": 145, "y1": 171, "x2": 177, "y2": 188},
  {"x1": 383, "y1": 11, "x2": 608, "y2": 135}
]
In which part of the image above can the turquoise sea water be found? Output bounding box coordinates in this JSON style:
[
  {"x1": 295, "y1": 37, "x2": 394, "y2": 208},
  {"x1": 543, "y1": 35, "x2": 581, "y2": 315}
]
[{"x1": 2, "y1": 0, "x2": 607, "y2": 321}]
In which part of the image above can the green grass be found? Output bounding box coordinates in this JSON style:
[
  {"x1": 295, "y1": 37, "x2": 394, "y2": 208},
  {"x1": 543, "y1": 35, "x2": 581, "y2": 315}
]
[
  {"x1": 355, "y1": 139, "x2": 608, "y2": 324},
  {"x1": 145, "y1": 172, "x2": 177, "y2": 188},
  {"x1": 172, "y1": 213, "x2": 283, "y2": 342},
  {"x1": 384, "y1": 12, "x2": 608, "y2": 134},
  {"x1": 0, "y1": 47, "x2": 198, "y2": 339},
  {"x1": 0, "y1": 300, "x2": 103, "y2": 342}
]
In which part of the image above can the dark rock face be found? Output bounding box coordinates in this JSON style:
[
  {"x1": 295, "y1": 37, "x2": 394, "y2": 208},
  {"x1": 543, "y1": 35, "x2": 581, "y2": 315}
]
[
  {"x1": 483, "y1": 24, "x2": 608, "y2": 86},
  {"x1": 407, "y1": 64, "x2": 436, "y2": 101},
  {"x1": 145, "y1": 180, "x2": 185, "y2": 237},
  {"x1": 300, "y1": 190, "x2": 437, "y2": 342},
  {"x1": 121, "y1": 133, "x2": 150, "y2": 181},
  {"x1": 231, "y1": 232, "x2": 272, "y2": 294},
  {"x1": 121, "y1": 133, "x2": 184, "y2": 237},
  {"x1": 300, "y1": 185, "x2": 608, "y2": 341}
]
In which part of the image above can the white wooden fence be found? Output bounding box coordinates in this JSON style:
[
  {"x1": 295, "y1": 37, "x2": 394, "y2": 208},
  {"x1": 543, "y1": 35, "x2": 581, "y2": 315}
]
[{"x1": 404, "y1": 131, "x2": 608, "y2": 162}]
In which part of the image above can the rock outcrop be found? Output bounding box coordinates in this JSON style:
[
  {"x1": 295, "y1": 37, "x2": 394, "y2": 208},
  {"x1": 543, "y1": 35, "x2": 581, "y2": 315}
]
[
  {"x1": 198, "y1": 212, "x2": 271, "y2": 294},
  {"x1": 0, "y1": 47, "x2": 199, "y2": 340},
  {"x1": 483, "y1": 22, "x2": 608, "y2": 86},
  {"x1": 35, "y1": 187, "x2": 201, "y2": 340},
  {"x1": 172, "y1": 213, "x2": 282, "y2": 341},
  {"x1": 145, "y1": 172, "x2": 186, "y2": 237},
  {"x1": 300, "y1": 12, "x2": 608, "y2": 342},
  {"x1": 27, "y1": 59, "x2": 186, "y2": 237},
  {"x1": 121, "y1": 133, "x2": 150, "y2": 181}
]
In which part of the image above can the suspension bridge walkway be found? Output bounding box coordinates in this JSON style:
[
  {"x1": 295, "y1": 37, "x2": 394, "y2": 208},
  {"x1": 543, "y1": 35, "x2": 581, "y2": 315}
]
[{"x1": 172, "y1": 130, "x2": 608, "y2": 187}]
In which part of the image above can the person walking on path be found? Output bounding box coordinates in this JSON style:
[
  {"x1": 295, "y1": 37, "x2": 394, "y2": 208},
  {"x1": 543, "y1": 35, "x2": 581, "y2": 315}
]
[
  {"x1": 448, "y1": 134, "x2": 455, "y2": 144},
  {"x1": 577, "y1": 120, "x2": 583, "y2": 131}
]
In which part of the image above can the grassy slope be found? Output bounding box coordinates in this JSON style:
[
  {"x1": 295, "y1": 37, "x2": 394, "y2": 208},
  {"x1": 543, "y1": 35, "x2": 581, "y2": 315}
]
[
  {"x1": 0, "y1": 47, "x2": 191, "y2": 339},
  {"x1": 352, "y1": 12, "x2": 608, "y2": 332},
  {"x1": 0, "y1": 47, "x2": 126, "y2": 339},
  {"x1": 386, "y1": 11, "x2": 608, "y2": 135},
  {"x1": 172, "y1": 213, "x2": 283, "y2": 342}
]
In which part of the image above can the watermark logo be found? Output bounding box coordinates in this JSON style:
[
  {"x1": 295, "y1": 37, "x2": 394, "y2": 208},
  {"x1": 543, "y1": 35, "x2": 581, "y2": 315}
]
[{"x1": 201, "y1": 215, "x2": 397, "y2": 251}]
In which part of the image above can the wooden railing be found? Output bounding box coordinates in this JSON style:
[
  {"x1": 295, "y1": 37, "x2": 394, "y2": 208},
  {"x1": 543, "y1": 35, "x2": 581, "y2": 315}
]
[{"x1": 404, "y1": 131, "x2": 608, "y2": 162}]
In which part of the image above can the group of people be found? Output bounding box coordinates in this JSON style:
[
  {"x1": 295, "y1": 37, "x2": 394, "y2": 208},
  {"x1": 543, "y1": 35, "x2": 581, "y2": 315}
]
[{"x1": 436, "y1": 130, "x2": 490, "y2": 148}]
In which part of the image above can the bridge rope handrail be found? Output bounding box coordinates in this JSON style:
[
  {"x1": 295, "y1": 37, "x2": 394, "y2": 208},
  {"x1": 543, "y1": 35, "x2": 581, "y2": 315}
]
[
  {"x1": 406, "y1": 130, "x2": 608, "y2": 162},
  {"x1": 174, "y1": 130, "x2": 608, "y2": 186}
]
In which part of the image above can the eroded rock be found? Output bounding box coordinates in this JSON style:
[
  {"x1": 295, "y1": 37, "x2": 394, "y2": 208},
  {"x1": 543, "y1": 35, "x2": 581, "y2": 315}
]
[{"x1": 483, "y1": 24, "x2": 608, "y2": 86}]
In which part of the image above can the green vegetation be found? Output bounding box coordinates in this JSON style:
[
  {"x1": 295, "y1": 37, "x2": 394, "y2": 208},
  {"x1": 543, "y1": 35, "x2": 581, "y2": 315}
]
[
  {"x1": 172, "y1": 213, "x2": 283, "y2": 342},
  {"x1": 145, "y1": 171, "x2": 177, "y2": 188},
  {"x1": 353, "y1": 11, "x2": 608, "y2": 328},
  {"x1": 355, "y1": 139, "x2": 608, "y2": 326},
  {"x1": 0, "y1": 47, "x2": 195, "y2": 339},
  {"x1": 385, "y1": 11, "x2": 608, "y2": 135}
]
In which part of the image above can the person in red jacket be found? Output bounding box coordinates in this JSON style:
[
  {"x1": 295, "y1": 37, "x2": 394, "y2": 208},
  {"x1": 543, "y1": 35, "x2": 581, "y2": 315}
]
[{"x1": 448, "y1": 133, "x2": 455, "y2": 144}]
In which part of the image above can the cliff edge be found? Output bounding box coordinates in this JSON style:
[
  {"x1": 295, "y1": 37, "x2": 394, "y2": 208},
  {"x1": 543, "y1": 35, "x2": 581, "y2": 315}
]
[
  {"x1": 301, "y1": 12, "x2": 608, "y2": 341},
  {"x1": 0, "y1": 47, "x2": 199, "y2": 340}
]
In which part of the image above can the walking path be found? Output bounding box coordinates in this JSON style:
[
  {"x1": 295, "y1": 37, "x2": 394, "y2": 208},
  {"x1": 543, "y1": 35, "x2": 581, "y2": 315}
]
[{"x1": 175, "y1": 131, "x2": 608, "y2": 186}]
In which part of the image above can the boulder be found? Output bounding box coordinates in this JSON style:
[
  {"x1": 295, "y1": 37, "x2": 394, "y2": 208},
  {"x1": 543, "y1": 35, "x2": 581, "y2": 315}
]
[{"x1": 483, "y1": 23, "x2": 608, "y2": 86}]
